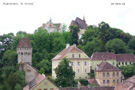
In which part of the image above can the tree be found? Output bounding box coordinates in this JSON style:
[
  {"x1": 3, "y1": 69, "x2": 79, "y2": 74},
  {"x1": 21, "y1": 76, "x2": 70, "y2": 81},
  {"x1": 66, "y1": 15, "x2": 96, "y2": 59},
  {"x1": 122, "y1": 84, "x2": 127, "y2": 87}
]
[
  {"x1": 69, "y1": 26, "x2": 80, "y2": 45},
  {"x1": 128, "y1": 38, "x2": 135, "y2": 50},
  {"x1": 54, "y1": 58, "x2": 75, "y2": 87},
  {"x1": 39, "y1": 68, "x2": 45, "y2": 74},
  {"x1": 61, "y1": 24, "x2": 67, "y2": 32},
  {"x1": 105, "y1": 38, "x2": 130, "y2": 53}
]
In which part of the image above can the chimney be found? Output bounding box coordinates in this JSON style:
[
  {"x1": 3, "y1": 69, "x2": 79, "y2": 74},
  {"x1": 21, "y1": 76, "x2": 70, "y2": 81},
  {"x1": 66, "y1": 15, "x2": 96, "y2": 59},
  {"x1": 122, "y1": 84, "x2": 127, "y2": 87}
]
[
  {"x1": 66, "y1": 44, "x2": 70, "y2": 48},
  {"x1": 73, "y1": 44, "x2": 76, "y2": 47}
]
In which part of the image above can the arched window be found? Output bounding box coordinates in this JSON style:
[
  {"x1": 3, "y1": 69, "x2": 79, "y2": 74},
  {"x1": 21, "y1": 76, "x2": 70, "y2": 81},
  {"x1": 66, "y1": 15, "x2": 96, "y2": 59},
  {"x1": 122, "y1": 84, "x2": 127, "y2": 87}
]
[
  {"x1": 107, "y1": 72, "x2": 109, "y2": 77},
  {"x1": 107, "y1": 80, "x2": 110, "y2": 83},
  {"x1": 84, "y1": 61, "x2": 87, "y2": 66},
  {"x1": 103, "y1": 72, "x2": 105, "y2": 77},
  {"x1": 113, "y1": 80, "x2": 115, "y2": 83},
  {"x1": 79, "y1": 54, "x2": 81, "y2": 58},
  {"x1": 72, "y1": 54, "x2": 74, "y2": 58}
]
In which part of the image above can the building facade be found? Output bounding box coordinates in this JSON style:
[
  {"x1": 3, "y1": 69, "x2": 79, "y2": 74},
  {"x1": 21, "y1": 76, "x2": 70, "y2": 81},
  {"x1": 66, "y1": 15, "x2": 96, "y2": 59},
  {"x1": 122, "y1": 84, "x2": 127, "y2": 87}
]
[
  {"x1": 52, "y1": 44, "x2": 90, "y2": 79},
  {"x1": 95, "y1": 62, "x2": 121, "y2": 86},
  {"x1": 17, "y1": 37, "x2": 32, "y2": 65},
  {"x1": 116, "y1": 54, "x2": 135, "y2": 67},
  {"x1": 90, "y1": 52, "x2": 117, "y2": 70},
  {"x1": 40, "y1": 18, "x2": 62, "y2": 33}
]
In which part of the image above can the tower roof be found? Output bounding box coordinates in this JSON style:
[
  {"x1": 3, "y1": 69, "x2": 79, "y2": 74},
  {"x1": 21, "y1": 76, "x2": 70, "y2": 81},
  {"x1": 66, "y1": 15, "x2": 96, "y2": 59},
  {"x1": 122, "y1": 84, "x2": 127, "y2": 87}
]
[{"x1": 17, "y1": 37, "x2": 32, "y2": 48}]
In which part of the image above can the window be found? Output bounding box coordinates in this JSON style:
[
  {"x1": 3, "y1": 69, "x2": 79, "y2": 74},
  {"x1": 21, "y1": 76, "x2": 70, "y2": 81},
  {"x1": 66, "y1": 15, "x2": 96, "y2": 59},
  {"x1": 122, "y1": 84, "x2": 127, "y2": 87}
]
[
  {"x1": 78, "y1": 69, "x2": 80, "y2": 73},
  {"x1": 130, "y1": 62, "x2": 131, "y2": 64},
  {"x1": 122, "y1": 62, "x2": 124, "y2": 65},
  {"x1": 21, "y1": 52, "x2": 23, "y2": 55},
  {"x1": 84, "y1": 61, "x2": 87, "y2": 66},
  {"x1": 125, "y1": 62, "x2": 127, "y2": 65},
  {"x1": 50, "y1": 88, "x2": 54, "y2": 90},
  {"x1": 113, "y1": 62, "x2": 115, "y2": 65},
  {"x1": 79, "y1": 54, "x2": 81, "y2": 58},
  {"x1": 119, "y1": 62, "x2": 120, "y2": 65},
  {"x1": 77, "y1": 62, "x2": 80, "y2": 66},
  {"x1": 85, "y1": 69, "x2": 87, "y2": 73},
  {"x1": 113, "y1": 72, "x2": 115, "y2": 77},
  {"x1": 117, "y1": 72, "x2": 119, "y2": 76},
  {"x1": 107, "y1": 72, "x2": 109, "y2": 77},
  {"x1": 113, "y1": 80, "x2": 115, "y2": 83},
  {"x1": 117, "y1": 79, "x2": 119, "y2": 83},
  {"x1": 72, "y1": 54, "x2": 74, "y2": 58},
  {"x1": 71, "y1": 62, "x2": 73, "y2": 66},
  {"x1": 103, "y1": 80, "x2": 105, "y2": 84},
  {"x1": 107, "y1": 80, "x2": 110, "y2": 83},
  {"x1": 103, "y1": 72, "x2": 105, "y2": 77}
]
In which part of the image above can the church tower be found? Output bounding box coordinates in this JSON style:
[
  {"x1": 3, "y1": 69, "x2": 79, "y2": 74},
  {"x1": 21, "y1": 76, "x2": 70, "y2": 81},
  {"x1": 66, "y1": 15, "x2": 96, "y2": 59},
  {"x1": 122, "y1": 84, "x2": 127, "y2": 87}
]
[{"x1": 17, "y1": 37, "x2": 32, "y2": 65}]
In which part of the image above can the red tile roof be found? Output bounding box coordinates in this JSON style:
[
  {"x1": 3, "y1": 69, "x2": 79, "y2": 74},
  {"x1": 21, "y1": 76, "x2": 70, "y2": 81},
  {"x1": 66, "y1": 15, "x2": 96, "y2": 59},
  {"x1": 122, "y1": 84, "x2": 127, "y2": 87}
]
[
  {"x1": 114, "y1": 75, "x2": 135, "y2": 90},
  {"x1": 52, "y1": 44, "x2": 85, "y2": 60},
  {"x1": 17, "y1": 37, "x2": 32, "y2": 48},
  {"x1": 116, "y1": 54, "x2": 135, "y2": 62},
  {"x1": 23, "y1": 74, "x2": 45, "y2": 90},
  {"x1": 61, "y1": 86, "x2": 115, "y2": 90},
  {"x1": 95, "y1": 62, "x2": 121, "y2": 72},
  {"x1": 90, "y1": 52, "x2": 116, "y2": 61}
]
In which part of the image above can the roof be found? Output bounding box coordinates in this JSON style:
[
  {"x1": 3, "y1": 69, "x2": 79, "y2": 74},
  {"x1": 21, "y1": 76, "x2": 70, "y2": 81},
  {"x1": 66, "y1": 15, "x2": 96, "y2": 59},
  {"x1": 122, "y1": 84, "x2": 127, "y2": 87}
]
[
  {"x1": 116, "y1": 54, "x2": 135, "y2": 62},
  {"x1": 70, "y1": 17, "x2": 87, "y2": 29},
  {"x1": 17, "y1": 37, "x2": 32, "y2": 48},
  {"x1": 24, "y1": 74, "x2": 45, "y2": 90},
  {"x1": 87, "y1": 78, "x2": 98, "y2": 85},
  {"x1": 61, "y1": 86, "x2": 115, "y2": 90},
  {"x1": 114, "y1": 75, "x2": 135, "y2": 90},
  {"x1": 91, "y1": 52, "x2": 116, "y2": 61},
  {"x1": 95, "y1": 62, "x2": 121, "y2": 72},
  {"x1": 52, "y1": 44, "x2": 87, "y2": 60}
]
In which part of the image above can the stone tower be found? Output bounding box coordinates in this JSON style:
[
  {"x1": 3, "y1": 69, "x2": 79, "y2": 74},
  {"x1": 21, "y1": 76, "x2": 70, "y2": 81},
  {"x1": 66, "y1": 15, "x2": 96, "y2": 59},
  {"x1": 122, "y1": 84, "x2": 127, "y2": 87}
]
[{"x1": 17, "y1": 37, "x2": 32, "y2": 65}]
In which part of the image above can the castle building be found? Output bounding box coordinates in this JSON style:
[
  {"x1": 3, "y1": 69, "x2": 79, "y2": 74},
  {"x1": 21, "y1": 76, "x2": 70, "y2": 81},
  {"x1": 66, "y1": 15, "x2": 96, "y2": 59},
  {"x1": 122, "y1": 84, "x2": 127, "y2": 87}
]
[
  {"x1": 69, "y1": 17, "x2": 87, "y2": 39},
  {"x1": 95, "y1": 62, "x2": 121, "y2": 86},
  {"x1": 40, "y1": 18, "x2": 62, "y2": 33},
  {"x1": 17, "y1": 37, "x2": 32, "y2": 65},
  {"x1": 52, "y1": 44, "x2": 90, "y2": 79}
]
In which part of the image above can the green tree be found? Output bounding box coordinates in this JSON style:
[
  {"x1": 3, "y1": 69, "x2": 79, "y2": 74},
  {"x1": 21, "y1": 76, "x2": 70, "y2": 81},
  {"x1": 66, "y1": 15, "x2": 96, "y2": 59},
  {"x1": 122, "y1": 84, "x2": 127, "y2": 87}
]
[
  {"x1": 61, "y1": 24, "x2": 67, "y2": 32},
  {"x1": 39, "y1": 68, "x2": 45, "y2": 74},
  {"x1": 54, "y1": 58, "x2": 75, "y2": 87},
  {"x1": 69, "y1": 26, "x2": 80, "y2": 45},
  {"x1": 128, "y1": 38, "x2": 135, "y2": 50},
  {"x1": 105, "y1": 38, "x2": 130, "y2": 53}
]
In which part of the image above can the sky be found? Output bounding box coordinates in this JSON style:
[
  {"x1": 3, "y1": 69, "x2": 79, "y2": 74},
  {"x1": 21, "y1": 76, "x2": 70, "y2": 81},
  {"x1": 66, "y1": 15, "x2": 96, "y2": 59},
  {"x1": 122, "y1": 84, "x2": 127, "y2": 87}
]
[{"x1": 0, "y1": 0, "x2": 135, "y2": 35}]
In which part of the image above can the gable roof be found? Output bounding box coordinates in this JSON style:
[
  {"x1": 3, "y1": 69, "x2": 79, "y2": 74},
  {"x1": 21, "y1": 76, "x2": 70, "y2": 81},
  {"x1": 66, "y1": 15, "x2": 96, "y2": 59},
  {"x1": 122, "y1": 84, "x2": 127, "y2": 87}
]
[
  {"x1": 17, "y1": 37, "x2": 32, "y2": 48},
  {"x1": 95, "y1": 62, "x2": 121, "y2": 72},
  {"x1": 91, "y1": 52, "x2": 116, "y2": 61},
  {"x1": 70, "y1": 17, "x2": 87, "y2": 29},
  {"x1": 114, "y1": 75, "x2": 135, "y2": 90},
  {"x1": 116, "y1": 54, "x2": 135, "y2": 62},
  {"x1": 52, "y1": 44, "x2": 86, "y2": 60}
]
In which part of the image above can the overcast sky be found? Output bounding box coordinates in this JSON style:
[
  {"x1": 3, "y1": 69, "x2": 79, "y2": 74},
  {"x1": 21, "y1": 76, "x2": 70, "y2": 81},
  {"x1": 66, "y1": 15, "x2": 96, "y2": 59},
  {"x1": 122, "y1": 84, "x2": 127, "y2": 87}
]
[{"x1": 0, "y1": 0, "x2": 135, "y2": 35}]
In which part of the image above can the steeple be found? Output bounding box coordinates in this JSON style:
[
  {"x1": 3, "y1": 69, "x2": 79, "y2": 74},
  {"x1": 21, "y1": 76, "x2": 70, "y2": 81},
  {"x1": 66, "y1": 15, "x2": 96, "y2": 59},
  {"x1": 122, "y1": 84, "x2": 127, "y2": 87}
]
[
  {"x1": 83, "y1": 15, "x2": 86, "y2": 22},
  {"x1": 49, "y1": 16, "x2": 52, "y2": 24}
]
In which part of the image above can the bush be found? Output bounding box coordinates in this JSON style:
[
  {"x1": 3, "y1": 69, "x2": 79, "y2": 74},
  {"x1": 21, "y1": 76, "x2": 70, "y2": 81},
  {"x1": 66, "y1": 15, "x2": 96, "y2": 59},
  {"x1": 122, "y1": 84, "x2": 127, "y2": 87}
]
[
  {"x1": 79, "y1": 79, "x2": 88, "y2": 86},
  {"x1": 47, "y1": 76, "x2": 55, "y2": 82}
]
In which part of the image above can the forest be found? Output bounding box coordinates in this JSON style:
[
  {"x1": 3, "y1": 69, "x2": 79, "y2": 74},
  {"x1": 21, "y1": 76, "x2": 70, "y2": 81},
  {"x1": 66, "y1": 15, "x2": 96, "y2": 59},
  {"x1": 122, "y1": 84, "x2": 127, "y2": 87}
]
[{"x1": 0, "y1": 21, "x2": 135, "y2": 89}]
